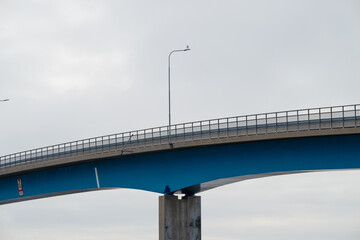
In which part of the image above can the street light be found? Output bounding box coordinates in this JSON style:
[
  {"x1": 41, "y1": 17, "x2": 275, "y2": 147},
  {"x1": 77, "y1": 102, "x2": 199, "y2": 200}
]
[
  {"x1": 0, "y1": 99, "x2": 9, "y2": 102},
  {"x1": 168, "y1": 45, "x2": 191, "y2": 145}
]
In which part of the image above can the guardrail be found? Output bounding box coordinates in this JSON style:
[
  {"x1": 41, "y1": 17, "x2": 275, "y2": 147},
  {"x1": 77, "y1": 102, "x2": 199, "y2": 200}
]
[{"x1": 1, "y1": 104, "x2": 359, "y2": 169}]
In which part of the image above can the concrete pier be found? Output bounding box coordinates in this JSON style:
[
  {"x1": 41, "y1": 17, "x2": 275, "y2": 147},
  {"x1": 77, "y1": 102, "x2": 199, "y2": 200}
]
[{"x1": 159, "y1": 195, "x2": 201, "y2": 240}]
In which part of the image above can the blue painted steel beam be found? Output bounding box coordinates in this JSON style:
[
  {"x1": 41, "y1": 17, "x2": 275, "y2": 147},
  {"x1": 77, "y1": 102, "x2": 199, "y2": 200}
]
[{"x1": 1, "y1": 134, "x2": 360, "y2": 204}]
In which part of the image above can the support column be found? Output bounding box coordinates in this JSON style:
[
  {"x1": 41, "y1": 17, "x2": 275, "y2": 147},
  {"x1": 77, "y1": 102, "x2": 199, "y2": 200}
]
[{"x1": 159, "y1": 195, "x2": 201, "y2": 240}]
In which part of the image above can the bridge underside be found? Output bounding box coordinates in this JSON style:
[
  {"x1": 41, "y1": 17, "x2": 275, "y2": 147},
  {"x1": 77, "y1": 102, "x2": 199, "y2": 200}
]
[
  {"x1": 178, "y1": 170, "x2": 316, "y2": 195},
  {"x1": 1, "y1": 133, "x2": 360, "y2": 204}
]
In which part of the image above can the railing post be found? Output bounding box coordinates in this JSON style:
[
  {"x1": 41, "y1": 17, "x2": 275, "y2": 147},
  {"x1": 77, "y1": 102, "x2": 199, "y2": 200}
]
[
  {"x1": 190, "y1": 123, "x2": 193, "y2": 141},
  {"x1": 297, "y1": 110, "x2": 299, "y2": 131},
  {"x1": 114, "y1": 134, "x2": 118, "y2": 150},
  {"x1": 82, "y1": 140, "x2": 84, "y2": 155},
  {"x1": 246, "y1": 115, "x2": 248, "y2": 135},
  {"x1": 255, "y1": 115, "x2": 258, "y2": 134},
  {"x1": 209, "y1": 120, "x2": 211, "y2": 139},
  {"x1": 175, "y1": 125, "x2": 177, "y2": 143},
  {"x1": 342, "y1": 106, "x2": 345, "y2": 128},
  {"x1": 183, "y1": 124, "x2": 186, "y2": 142},
  {"x1": 265, "y1": 114, "x2": 268, "y2": 134},
  {"x1": 137, "y1": 131, "x2": 139, "y2": 146},
  {"x1": 226, "y1": 118, "x2": 229, "y2": 137},
  {"x1": 236, "y1": 117, "x2": 239, "y2": 137},
  {"x1": 307, "y1": 109, "x2": 310, "y2": 131},
  {"x1": 330, "y1": 107, "x2": 333, "y2": 129},
  {"x1": 160, "y1": 127, "x2": 162, "y2": 144},
  {"x1": 355, "y1": 105, "x2": 358, "y2": 128},
  {"x1": 286, "y1": 111, "x2": 288, "y2": 132},
  {"x1": 121, "y1": 133, "x2": 124, "y2": 149},
  {"x1": 102, "y1": 137, "x2": 104, "y2": 152},
  {"x1": 152, "y1": 128, "x2": 154, "y2": 145}
]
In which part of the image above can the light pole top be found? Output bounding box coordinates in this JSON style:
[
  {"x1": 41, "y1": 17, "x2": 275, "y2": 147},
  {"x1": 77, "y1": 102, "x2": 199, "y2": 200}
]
[
  {"x1": 169, "y1": 46, "x2": 191, "y2": 59},
  {"x1": 0, "y1": 99, "x2": 9, "y2": 102}
]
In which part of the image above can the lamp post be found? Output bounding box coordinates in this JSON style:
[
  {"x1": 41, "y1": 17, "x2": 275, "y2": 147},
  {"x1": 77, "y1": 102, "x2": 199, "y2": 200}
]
[
  {"x1": 168, "y1": 46, "x2": 190, "y2": 145},
  {"x1": 0, "y1": 99, "x2": 9, "y2": 102}
]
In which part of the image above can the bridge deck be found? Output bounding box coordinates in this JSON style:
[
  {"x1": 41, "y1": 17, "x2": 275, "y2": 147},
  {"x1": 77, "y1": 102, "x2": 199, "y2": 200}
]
[{"x1": 1, "y1": 104, "x2": 359, "y2": 177}]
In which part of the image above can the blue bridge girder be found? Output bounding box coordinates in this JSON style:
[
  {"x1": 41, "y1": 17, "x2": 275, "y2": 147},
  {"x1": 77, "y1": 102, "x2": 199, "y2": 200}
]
[{"x1": 0, "y1": 104, "x2": 359, "y2": 204}]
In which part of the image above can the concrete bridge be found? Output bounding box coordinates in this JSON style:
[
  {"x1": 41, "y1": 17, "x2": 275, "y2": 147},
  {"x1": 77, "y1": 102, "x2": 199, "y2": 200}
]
[{"x1": 1, "y1": 104, "x2": 360, "y2": 239}]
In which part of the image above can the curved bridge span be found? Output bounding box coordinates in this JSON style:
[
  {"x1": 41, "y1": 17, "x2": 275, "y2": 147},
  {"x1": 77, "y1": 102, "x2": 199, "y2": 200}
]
[{"x1": 1, "y1": 104, "x2": 360, "y2": 205}]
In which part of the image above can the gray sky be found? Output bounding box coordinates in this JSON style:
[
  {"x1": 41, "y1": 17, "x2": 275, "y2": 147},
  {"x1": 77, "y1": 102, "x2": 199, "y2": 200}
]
[{"x1": 1, "y1": 0, "x2": 360, "y2": 239}]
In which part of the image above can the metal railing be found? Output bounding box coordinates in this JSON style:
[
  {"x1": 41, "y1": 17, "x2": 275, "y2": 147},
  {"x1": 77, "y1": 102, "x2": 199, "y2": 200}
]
[{"x1": 1, "y1": 104, "x2": 359, "y2": 169}]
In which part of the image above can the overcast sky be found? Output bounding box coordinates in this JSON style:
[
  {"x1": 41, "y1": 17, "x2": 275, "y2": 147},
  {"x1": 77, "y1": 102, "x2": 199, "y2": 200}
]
[{"x1": 1, "y1": 0, "x2": 360, "y2": 239}]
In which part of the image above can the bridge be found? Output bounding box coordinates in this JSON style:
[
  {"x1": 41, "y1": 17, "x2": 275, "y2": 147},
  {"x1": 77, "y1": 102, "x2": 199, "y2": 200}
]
[{"x1": 1, "y1": 104, "x2": 360, "y2": 239}]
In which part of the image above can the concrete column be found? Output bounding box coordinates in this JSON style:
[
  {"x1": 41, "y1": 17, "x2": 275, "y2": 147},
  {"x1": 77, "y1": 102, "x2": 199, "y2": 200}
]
[{"x1": 159, "y1": 195, "x2": 201, "y2": 240}]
